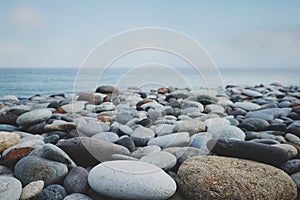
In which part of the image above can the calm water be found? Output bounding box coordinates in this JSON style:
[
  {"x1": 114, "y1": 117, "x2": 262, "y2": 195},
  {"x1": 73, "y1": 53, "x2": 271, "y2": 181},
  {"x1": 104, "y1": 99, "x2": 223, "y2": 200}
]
[{"x1": 0, "y1": 67, "x2": 299, "y2": 97}]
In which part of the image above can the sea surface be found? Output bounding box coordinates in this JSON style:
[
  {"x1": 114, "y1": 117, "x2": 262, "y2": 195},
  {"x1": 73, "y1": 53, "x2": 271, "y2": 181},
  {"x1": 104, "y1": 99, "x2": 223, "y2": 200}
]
[{"x1": 0, "y1": 67, "x2": 299, "y2": 98}]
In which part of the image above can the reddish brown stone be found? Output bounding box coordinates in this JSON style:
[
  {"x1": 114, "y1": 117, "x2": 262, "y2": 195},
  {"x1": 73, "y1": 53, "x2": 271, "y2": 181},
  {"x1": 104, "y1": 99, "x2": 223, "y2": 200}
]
[
  {"x1": 3, "y1": 147, "x2": 34, "y2": 167},
  {"x1": 103, "y1": 95, "x2": 111, "y2": 102},
  {"x1": 292, "y1": 105, "x2": 300, "y2": 115},
  {"x1": 158, "y1": 87, "x2": 169, "y2": 94},
  {"x1": 136, "y1": 99, "x2": 154, "y2": 108},
  {"x1": 97, "y1": 116, "x2": 113, "y2": 123},
  {"x1": 54, "y1": 107, "x2": 66, "y2": 114}
]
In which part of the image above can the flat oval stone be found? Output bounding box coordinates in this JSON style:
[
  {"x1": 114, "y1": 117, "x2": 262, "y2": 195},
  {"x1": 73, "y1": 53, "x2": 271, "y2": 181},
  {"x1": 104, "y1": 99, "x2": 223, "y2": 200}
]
[
  {"x1": 148, "y1": 132, "x2": 190, "y2": 148},
  {"x1": 0, "y1": 124, "x2": 18, "y2": 132},
  {"x1": 234, "y1": 102, "x2": 261, "y2": 111},
  {"x1": 88, "y1": 160, "x2": 177, "y2": 200},
  {"x1": 14, "y1": 156, "x2": 68, "y2": 186},
  {"x1": 0, "y1": 176, "x2": 22, "y2": 200},
  {"x1": 207, "y1": 125, "x2": 245, "y2": 140},
  {"x1": 35, "y1": 184, "x2": 67, "y2": 200},
  {"x1": 0, "y1": 131, "x2": 20, "y2": 153},
  {"x1": 56, "y1": 137, "x2": 130, "y2": 167},
  {"x1": 177, "y1": 156, "x2": 296, "y2": 200},
  {"x1": 2, "y1": 138, "x2": 44, "y2": 157},
  {"x1": 91, "y1": 132, "x2": 119, "y2": 143},
  {"x1": 64, "y1": 166, "x2": 89, "y2": 194},
  {"x1": 64, "y1": 193, "x2": 92, "y2": 200},
  {"x1": 16, "y1": 108, "x2": 52, "y2": 126},
  {"x1": 241, "y1": 118, "x2": 270, "y2": 131},
  {"x1": 140, "y1": 151, "x2": 177, "y2": 170},
  {"x1": 20, "y1": 180, "x2": 44, "y2": 200},
  {"x1": 207, "y1": 139, "x2": 290, "y2": 167},
  {"x1": 174, "y1": 118, "x2": 205, "y2": 136},
  {"x1": 164, "y1": 147, "x2": 206, "y2": 164}
]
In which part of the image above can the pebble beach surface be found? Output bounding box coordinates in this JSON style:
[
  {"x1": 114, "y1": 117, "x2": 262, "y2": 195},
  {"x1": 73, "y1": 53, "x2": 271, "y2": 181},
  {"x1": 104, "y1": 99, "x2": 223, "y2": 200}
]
[{"x1": 0, "y1": 83, "x2": 300, "y2": 200}]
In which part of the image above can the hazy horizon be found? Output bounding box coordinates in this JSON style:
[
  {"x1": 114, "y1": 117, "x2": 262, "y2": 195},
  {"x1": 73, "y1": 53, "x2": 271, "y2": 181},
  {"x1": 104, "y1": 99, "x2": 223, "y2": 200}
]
[{"x1": 0, "y1": 1, "x2": 299, "y2": 69}]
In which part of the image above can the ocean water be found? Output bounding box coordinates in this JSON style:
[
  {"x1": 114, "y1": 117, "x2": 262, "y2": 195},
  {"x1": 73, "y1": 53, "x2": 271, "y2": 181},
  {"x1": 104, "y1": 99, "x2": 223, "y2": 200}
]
[{"x1": 0, "y1": 67, "x2": 299, "y2": 98}]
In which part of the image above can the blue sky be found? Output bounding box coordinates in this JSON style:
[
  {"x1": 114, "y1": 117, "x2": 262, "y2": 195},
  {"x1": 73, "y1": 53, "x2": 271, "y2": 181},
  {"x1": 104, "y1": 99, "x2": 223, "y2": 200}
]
[{"x1": 0, "y1": 0, "x2": 299, "y2": 69}]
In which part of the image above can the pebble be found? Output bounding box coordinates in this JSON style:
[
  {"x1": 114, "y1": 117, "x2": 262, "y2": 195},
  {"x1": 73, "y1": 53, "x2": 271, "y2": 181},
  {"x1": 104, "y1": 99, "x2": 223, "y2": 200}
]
[
  {"x1": 245, "y1": 108, "x2": 287, "y2": 121},
  {"x1": 2, "y1": 138, "x2": 44, "y2": 157},
  {"x1": 116, "y1": 136, "x2": 136, "y2": 152},
  {"x1": 57, "y1": 137, "x2": 130, "y2": 166},
  {"x1": 190, "y1": 132, "x2": 212, "y2": 153},
  {"x1": 35, "y1": 184, "x2": 67, "y2": 200},
  {"x1": 207, "y1": 139, "x2": 290, "y2": 167},
  {"x1": 207, "y1": 124, "x2": 246, "y2": 140},
  {"x1": 155, "y1": 124, "x2": 175, "y2": 136},
  {"x1": 285, "y1": 133, "x2": 300, "y2": 146},
  {"x1": 64, "y1": 166, "x2": 89, "y2": 194},
  {"x1": 61, "y1": 101, "x2": 86, "y2": 113},
  {"x1": 29, "y1": 143, "x2": 76, "y2": 168},
  {"x1": 63, "y1": 193, "x2": 92, "y2": 200},
  {"x1": 281, "y1": 159, "x2": 300, "y2": 175},
  {"x1": 0, "y1": 131, "x2": 20, "y2": 153},
  {"x1": 177, "y1": 156, "x2": 296, "y2": 200},
  {"x1": 88, "y1": 160, "x2": 177, "y2": 199},
  {"x1": 130, "y1": 126, "x2": 155, "y2": 146},
  {"x1": 75, "y1": 117, "x2": 110, "y2": 137},
  {"x1": 0, "y1": 124, "x2": 18, "y2": 132},
  {"x1": 91, "y1": 132, "x2": 119, "y2": 143},
  {"x1": 174, "y1": 118, "x2": 206, "y2": 135},
  {"x1": 148, "y1": 132, "x2": 190, "y2": 148},
  {"x1": 20, "y1": 180, "x2": 44, "y2": 200},
  {"x1": 164, "y1": 147, "x2": 205, "y2": 163},
  {"x1": 111, "y1": 154, "x2": 138, "y2": 161},
  {"x1": 233, "y1": 101, "x2": 261, "y2": 111},
  {"x1": 16, "y1": 108, "x2": 52, "y2": 126},
  {"x1": 204, "y1": 104, "x2": 225, "y2": 113},
  {"x1": 272, "y1": 143, "x2": 298, "y2": 159},
  {"x1": 131, "y1": 145, "x2": 161, "y2": 159},
  {"x1": 287, "y1": 121, "x2": 300, "y2": 137},
  {"x1": 241, "y1": 89, "x2": 263, "y2": 98},
  {"x1": 0, "y1": 176, "x2": 22, "y2": 200},
  {"x1": 140, "y1": 151, "x2": 177, "y2": 170},
  {"x1": 241, "y1": 118, "x2": 270, "y2": 131},
  {"x1": 14, "y1": 156, "x2": 68, "y2": 186}
]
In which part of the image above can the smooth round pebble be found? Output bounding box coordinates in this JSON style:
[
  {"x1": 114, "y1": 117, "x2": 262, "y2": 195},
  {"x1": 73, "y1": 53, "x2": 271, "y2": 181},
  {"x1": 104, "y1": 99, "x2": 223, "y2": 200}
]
[
  {"x1": 0, "y1": 176, "x2": 22, "y2": 200},
  {"x1": 88, "y1": 160, "x2": 177, "y2": 200},
  {"x1": 64, "y1": 167, "x2": 89, "y2": 194},
  {"x1": 140, "y1": 151, "x2": 177, "y2": 170},
  {"x1": 35, "y1": 184, "x2": 67, "y2": 200},
  {"x1": 20, "y1": 180, "x2": 44, "y2": 200},
  {"x1": 16, "y1": 108, "x2": 52, "y2": 126}
]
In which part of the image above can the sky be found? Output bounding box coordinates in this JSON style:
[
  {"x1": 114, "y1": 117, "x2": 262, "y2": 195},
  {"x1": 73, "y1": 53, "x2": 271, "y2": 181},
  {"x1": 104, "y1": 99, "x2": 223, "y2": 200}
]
[{"x1": 0, "y1": 0, "x2": 299, "y2": 69}]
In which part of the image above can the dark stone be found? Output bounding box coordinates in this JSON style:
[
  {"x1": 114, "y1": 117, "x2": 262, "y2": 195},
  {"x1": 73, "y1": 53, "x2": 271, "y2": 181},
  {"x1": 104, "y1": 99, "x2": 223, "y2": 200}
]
[
  {"x1": 0, "y1": 113, "x2": 18, "y2": 126},
  {"x1": 78, "y1": 93, "x2": 102, "y2": 105},
  {"x1": 35, "y1": 184, "x2": 67, "y2": 200},
  {"x1": 238, "y1": 123, "x2": 257, "y2": 131},
  {"x1": 64, "y1": 166, "x2": 89, "y2": 194},
  {"x1": 95, "y1": 85, "x2": 118, "y2": 95},
  {"x1": 207, "y1": 139, "x2": 290, "y2": 167},
  {"x1": 281, "y1": 159, "x2": 300, "y2": 175},
  {"x1": 47, "y1": 101, "x2": 60, "y2": 109},
  {"x1": 287, "y1": 122, "x2": 300, "y2": 137},
  {"x1": 25, "y1": 122, "x2": 47, "y2": 134},
  {"x1": 137, "y1": 118, "x2": 152, "y2": 127},
  {"x1": 44, "y1": 134, "x2": 60, "y2": 144},
  {"x1": 165, "y1": 94, "x2": 177, "y2": 102},
  {"x1": 50, "y1": 94, "x2": 66, "y2": 98},
  {"x1": 56, "y1": 137, "x2": 129, "y2": 167},
  {"x1": 48, "y1": 131, "x2": 68, "y2": 139},
  {"x1": 117, "y1": 137, "x2": 136, "y2": 152},
  {"x1": 241, "y1": 118, "x2": 270, "y2": 131},
  {"x1": 268, "y1": 122, "x2": 286, "y2": 132},
  {"x1": 287, "y1": 112, "x2": 300, "y2": 120}
]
